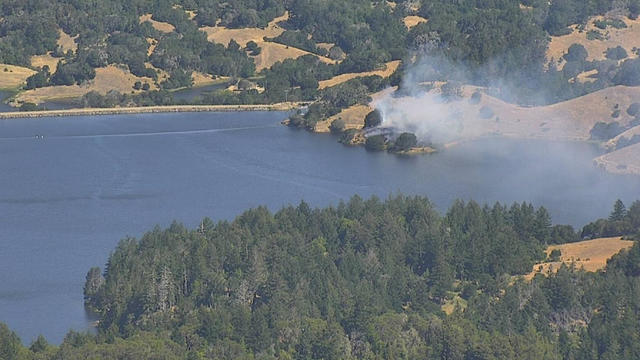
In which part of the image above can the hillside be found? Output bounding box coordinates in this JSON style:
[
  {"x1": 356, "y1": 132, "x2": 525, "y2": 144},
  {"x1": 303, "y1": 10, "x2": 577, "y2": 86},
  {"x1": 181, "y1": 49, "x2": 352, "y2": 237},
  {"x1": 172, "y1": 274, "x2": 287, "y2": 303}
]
[
  {"x1": 594, "y1": 142, "x2": 640, "y2": 175},
  {"x1": 314, "y1": 88, "x2": 393, "y2": 133},
  {"x1": 0, "y1": 64, "x2": 35, "y2": 89},
  {"x1": 201, "y1": 12, "x2": 336, "y2": 71},
  {"x1": 14, "y1": 65, "x2": 158, "y2": 104},
  {"x1": 376, "y1": 85, "x2": 640, "y2": 143},
  {"x1": 548, "y1": 16, "x2": 640, "y2": 66},
  {"x1": 139, "y1": 14, "x2": 176, "y2": 33},
  {"x1": 318, "y1": 60, "x2": 400, "y2": 90},
  {"x1": 527, "y1": 237, "x2": 634, "y2": 278}
]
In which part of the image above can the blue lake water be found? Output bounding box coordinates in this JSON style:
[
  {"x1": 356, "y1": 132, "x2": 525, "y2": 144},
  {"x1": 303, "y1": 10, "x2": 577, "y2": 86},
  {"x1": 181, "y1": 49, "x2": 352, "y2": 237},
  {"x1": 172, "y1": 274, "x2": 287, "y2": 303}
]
[{"x1": 0, "y1": 111, "x2": 639, "y2": 344}]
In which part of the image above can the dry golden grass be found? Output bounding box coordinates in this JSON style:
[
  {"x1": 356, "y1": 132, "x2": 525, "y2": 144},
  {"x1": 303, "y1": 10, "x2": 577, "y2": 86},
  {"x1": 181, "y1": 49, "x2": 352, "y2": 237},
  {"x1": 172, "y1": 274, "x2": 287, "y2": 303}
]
[
  {"x1": 397, "y1": 84, "x2": 640, "y2": 144},
  {"x1": 253, "y1": 42, "x2": 335, "y2": 71},
  {"x1": 145, "y1": 62, "x2": 169, "y2": 83},
  {"x1": 403, "y1": 15, "x2": 428, "y2": 29},
  {"x1": 28, "y1": 29, "x2": 77, "y2": 72},
  {"x1": 139, "y1": 14, "x2": 175, "y2": 33},
  {"x1": 526, "y1": 237, "x2": 634, "y2": 279},
  {"x1": 594, "y1": 142, "x2": 640, "y2": 175},
  {"x1": 315, "y1": 105, "x2": 372, "y2": 133},
  {"x1": 201, "y1": 12, "x2": 288, "y2": 46},
  {"x1": 380, "y1": 83, "x2": 640, "y2": 173},
  {"x1": 316, "y1": 42, "x2": 335, "y2": 51},
  {"x1": 547, "y1": 16, "x2": 640, "y2": 66},
  {"x1": 0, "y1": 64, "x2": 36, "y2": 89},
  {"x1": 605, "y1": 124, "x2": 640, "y2": 150},
  {"x1": 576, "y1": 69, "x2": 599, "y2": 83},
  {"x1": 318, "y1": 60, "x2": 401, "y2": 89},
  {"x1": 171, "y1": 5, "x2": 197, "y2": 20},
  {"x1": 30, "y1": 54, "x2": 60, "y2": 71},
  {"x1": 191, "y1": 72, "x2": 219, "y2": 86},
  {"x1": 15, "y1": 65, "x2": 158, "y2": 103},
  {"x1": 314, "y1": 89, "x2": 391, "y2": 133},
  {"x1": 146, "y1": 38, "x2": 157, "y2": 57},
  {"x1": 185, "y1": 10, "x2": 196, "y2": 20},
  {"x1": 57, "y1": 30, "x2": 78, "y2": 52},
  {"x1": 201, "y1": 12, "x2": 336, "y2": 70},
  {"x1": 442, "y1": 295, "x2": 466, "y2": 315}
]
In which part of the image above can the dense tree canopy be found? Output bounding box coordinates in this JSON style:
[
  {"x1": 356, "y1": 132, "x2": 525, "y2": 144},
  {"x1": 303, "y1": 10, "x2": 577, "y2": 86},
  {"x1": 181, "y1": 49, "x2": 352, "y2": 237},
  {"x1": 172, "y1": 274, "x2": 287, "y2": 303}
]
[
  {"x1": 3, "y1": 0, "x2": 637, "y2": 109},
  {"x1": 1, "y1": 196, "x2": 639, "y2": 359}
]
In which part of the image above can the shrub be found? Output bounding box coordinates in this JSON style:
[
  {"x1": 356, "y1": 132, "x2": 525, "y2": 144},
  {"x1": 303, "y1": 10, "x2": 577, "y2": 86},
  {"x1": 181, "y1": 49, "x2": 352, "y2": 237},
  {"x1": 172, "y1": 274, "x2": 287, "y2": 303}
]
[
  {"x1": 586, "y1": 30, "x2": 604, "y2": 40},
  {"x1": 549, "y1": 249, "x2": 562, "y2": 262},
  {"x1": 616, "y1": 134, "x2": 640, "y2": 150},
  {"x1": 390, "y1": 132, "x2": 417, "y2": 152},
  {"x1": 590, "y1": 121, "x2": 625, "y2": 140},
  {"x1": 19, "y1": 102, "x2": 40, "y2": 111},
  {"x1": 329, "y1": 119, "x2": 345, "y2": 134},
  {"x1": 595, "y1": 19, "x2": 627, "y2": 30},
  {"x1": 245, "y1": 41, "x2": 262, "y2": 56},
  {"x1": 237, "y1": 79, "x2": 254, "y2": 90},
  {"x1": 133, "y1": 81, "x2": 142, "y2": 90},
  {"x1": 605, "y1": 46, "x2": 628, "y2": 60},
  {"x1": 479, "y1": 105, "x2": 494, "y2": 119},
  {"x1": 365, "y1": 135, "x2": 386, "y2": 151},
  {"x1": 441, "y1": 81, "x2": 463, "y2": 100},
  {"x1": 339, "y1": 129, "x2": 358, "y2": 144},
  {"x1": 469, "y1": 91, "x2": 482, "y2": 105},
  {"x1": 612, "y1": 109, "x2": 621, "y2": 118},
  {"x1": 564, "y1": 44, "x2": 588, "y2": 63},
  {"x1": 613, "y1": 58, "x2": 640, "y2": 86},
  {"x1": 328, "y1": 46, "x2": 345, "y2": 61},
  {"x1": 363, "y1": 109, "x2": 383, "y2": 128}
]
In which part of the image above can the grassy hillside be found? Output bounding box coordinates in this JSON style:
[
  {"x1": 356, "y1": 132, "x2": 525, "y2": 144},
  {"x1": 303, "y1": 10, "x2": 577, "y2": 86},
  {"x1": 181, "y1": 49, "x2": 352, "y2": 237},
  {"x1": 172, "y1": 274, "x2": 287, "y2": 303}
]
[
  {"x1": 527, "y1": 237, "x2": 634, "y2": 278},
  {"x1": 0, "y1": 65, "x2": 35, "y2": 90}
]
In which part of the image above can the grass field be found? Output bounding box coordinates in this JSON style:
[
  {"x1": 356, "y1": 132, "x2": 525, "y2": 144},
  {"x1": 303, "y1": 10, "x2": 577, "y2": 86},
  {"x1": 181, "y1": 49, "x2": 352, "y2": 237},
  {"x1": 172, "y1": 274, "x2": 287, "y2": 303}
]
[
  {"x1": 318, "y1": 60, "x2": 401, "y2": 89},
  {"x1": 201, "y1": 12, "x2": 288, "y2": 47},
  {"x1": 0, "y1": 64, "x2": 36, "y2": 89},
  {"x1": 594, "y1": 142, "x2": 640, "y2": 175},
  {"x1": 547, "y1": 16, "x2": 640, "y2": 67},
  {"x1": 526, "y1": 237, "x2": 634, "y2": 278},
  {"x1": 30, "y1": 54, "x2": 60, "y2": 71},
  {"x1": 14, "y1": 65, "x2": 158, "y2": 104},
  {"x1": 139, "y1": 14, "x2": 175, "y2": 33},
  {"x1": 380, "y1": 84, "x2": 640, "y2": 144},
  {"x1": 403, "y1": 16, "x2": 427, "y2": 29},
  {"x1": 314, "y1": 88, "x2": 392, "y2": 133},
  {"x1": 253, "y1": 42, "x2": 335, "y2": 71},
  {"x1": 57, "y1": 30, "x2": 78, "y2": 52},
  {"x1": 201, "y1": 12, "x2": 335, "y2": 70}
]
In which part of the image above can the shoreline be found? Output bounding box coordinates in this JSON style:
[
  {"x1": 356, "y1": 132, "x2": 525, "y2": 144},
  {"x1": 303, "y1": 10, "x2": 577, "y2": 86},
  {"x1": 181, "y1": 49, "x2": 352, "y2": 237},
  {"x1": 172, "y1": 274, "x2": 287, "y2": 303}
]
[{"x1": 0, "y1": 103, "x2": 303, "y2": 119}]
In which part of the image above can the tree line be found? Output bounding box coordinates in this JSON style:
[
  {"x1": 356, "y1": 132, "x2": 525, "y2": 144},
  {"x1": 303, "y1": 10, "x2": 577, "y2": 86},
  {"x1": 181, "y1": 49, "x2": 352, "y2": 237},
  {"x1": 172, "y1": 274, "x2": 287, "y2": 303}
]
[{"x1": 2, "y1": 196, "x2": 639, "y2": 359}]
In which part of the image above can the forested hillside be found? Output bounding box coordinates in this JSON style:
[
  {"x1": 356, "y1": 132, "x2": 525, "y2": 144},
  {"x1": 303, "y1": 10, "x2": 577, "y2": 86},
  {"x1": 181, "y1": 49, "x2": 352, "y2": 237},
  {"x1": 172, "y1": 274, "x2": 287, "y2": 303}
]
[
  {"x1": 1, "y1": 196, "x2": 639, "y2": 359},
  {"x1": 1, "y1": 0, "x2": 639, "y2": 112}
]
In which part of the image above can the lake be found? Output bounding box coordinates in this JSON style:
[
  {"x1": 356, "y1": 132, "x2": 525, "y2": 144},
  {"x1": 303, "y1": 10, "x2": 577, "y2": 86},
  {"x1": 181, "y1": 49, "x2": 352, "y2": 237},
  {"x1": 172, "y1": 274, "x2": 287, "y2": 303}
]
[{"x1": 1, "y1": 111, "x2": 639, "y2": 344}]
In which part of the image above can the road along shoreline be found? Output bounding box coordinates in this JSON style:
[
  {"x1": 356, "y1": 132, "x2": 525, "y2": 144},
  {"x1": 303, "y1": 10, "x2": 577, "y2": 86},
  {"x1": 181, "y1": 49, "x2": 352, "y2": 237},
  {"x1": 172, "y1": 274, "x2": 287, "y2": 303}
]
[{"x1": 0, "y1": 103, "x2": 304, "y2": 119}]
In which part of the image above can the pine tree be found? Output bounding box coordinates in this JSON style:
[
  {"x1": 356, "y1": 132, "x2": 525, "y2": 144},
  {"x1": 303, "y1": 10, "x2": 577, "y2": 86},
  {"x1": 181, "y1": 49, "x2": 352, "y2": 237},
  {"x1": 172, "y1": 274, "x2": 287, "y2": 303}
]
[
  {"x1": 534, "y1": 207, "x2": 552, "y2": 243},
  {"x1": 609, "y1": 199, "x2": 627, "y2": 221}
]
